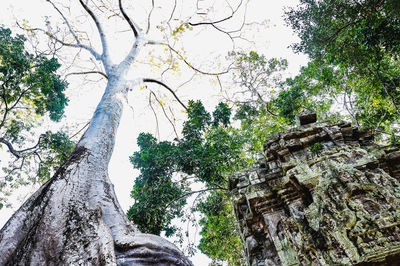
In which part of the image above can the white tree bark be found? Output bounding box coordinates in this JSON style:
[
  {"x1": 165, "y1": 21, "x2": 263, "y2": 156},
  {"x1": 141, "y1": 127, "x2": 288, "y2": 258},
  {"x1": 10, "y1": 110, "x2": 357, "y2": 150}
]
[
  {"x1": 0, "y1": 62, "x2": 192, "y2": 265},
  {"x1": 0, "y1": 0, "x2": 212, "y2": 262}
]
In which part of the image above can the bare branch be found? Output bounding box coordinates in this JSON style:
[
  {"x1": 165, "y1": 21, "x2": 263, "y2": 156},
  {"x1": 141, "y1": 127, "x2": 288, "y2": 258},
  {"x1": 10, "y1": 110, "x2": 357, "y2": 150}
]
[
  {"x1": 146, "y1": 0, "x2": 155, "y2": 34},
  {"x1": 185, "y1": 0, "x2": 248, "y2": 50},
  {"x1": 188, "y1": 0, "x2": 243, "y2": 27},
  {"x1": 149, "y1": 91, "x2": 179, "y2": 139},
  {"x1": 117, "y1": 0, "x2": 149, "y2": 69},
  {"x1": 65, "y1": 71, "x2": 108, "y2": 79},
  {"x1": 211, "y1": 23, "x2": 235, "y2": 48},
  {"x1": 165, "y1": 187, "x2": 227, "y2": 209},
  {"x1": 47, "y1": 0, "x2": 80, "y2": 44},
  {"x1": 19, "y1": 23, "x2": 102, "y2": 61},
  {"x1": 78, "y1": 0, "x2": 111, "y2": 66},
  {"x1": 143, "y1": 78, "x2": 187, "y2": 111},
  {"x1": 216, "y1": 75, "x2": 223, "y2": 92},
  {"x1": 118, "y1": 0, "x2": 139, "y2": 38},
  {"x1": 178, "y1": 73, "x2": 197, "y2": 89},
  {"x1": 164, "y1": 44, "x2": 232, "y2": 76},
  {"x1": 69, "y1": 121, "x2": 91, "y2": 140},
  {"x1": 148, "y1": 92, "x2": 160, "y2": 140},
  {"x1": 168, "y1": 106, "x2": 178, "y2": 135},
  {"x1": 167, "y1": 0, "x2": 177, "y2": 24}
]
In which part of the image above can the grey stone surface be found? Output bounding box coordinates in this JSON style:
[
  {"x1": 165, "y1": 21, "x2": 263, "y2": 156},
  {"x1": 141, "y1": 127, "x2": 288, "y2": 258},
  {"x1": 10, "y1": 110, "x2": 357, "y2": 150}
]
[{"x1": 231, "y1": 116, "x2": 400, "y2": 265}]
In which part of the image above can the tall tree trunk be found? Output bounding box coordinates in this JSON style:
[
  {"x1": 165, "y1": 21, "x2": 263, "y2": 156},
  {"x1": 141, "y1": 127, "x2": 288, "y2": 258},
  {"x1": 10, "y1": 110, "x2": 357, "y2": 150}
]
[{"x1": 0, "y1": 76, "x2": 192, "y2": 265}]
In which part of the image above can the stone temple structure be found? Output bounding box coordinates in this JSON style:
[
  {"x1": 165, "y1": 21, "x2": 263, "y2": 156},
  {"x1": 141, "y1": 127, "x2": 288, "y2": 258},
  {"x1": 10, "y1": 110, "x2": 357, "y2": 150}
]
[{"x1": 230, "y1": 113, "x2": 400, "y2": 265}]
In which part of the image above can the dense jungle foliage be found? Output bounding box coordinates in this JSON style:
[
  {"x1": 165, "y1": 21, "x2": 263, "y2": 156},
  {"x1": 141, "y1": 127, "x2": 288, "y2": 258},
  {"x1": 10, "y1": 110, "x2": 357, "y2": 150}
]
[{"x1": 128, "y1": 0, "x2": 400, "y2": 264}]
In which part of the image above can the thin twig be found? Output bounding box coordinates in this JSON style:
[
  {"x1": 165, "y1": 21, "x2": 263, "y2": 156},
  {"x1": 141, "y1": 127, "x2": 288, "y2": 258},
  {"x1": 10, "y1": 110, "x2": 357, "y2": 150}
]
[
  {"x1": 165, "y1": 187, "x2": 226, "y2": 209},
  {"x1": 47, "y1": 0, "x2": 80, "y2": 44},
  {"x1": 188, "y1": 0, "x2": 243, "y2": 27},
  {"x1": 148, "y1": 92, "x2": 160, "y2": 140},
  {"x1": 150, "y1": 91, "x2": 179, "y2": 139},
  {"x1": 69, "y1": 121, "x2": 90, "y2": 140},
  {"x1": 164, "y1": 44, "x2": 232, "y2": 76},
  {"x1": 19, "y1": 23, "x2": 101, "y2": 61}
]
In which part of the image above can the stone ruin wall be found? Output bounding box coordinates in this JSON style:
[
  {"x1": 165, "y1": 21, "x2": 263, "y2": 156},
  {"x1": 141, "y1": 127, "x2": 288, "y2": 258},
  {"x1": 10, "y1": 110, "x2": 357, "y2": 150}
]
[{"x1": 230, "y1": 114, "x2": 400, "y2": 265}]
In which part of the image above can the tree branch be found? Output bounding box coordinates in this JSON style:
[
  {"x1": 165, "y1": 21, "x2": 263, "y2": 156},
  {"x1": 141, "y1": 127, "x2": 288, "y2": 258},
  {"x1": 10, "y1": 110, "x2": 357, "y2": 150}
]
[
  {"x1": 188, "y1": 0, "x2": 243, "y2": 27},
  {"x1": 0, "y1": 138, "x2": 21, "y2": 158},
  {"x1": 149, "y1": 91, "x2": 179, "y2": 139},
  {"x1": 167, "y1": 0, "x2": 177, "y2": 24},
  {"x1": 69, "y1": 121, "x2": 91, "y2": 140},
  {"x1": 116, "y1": 0, "x2": 148, "y2": 69},
  {"x1": 47, "y1": 0, "x2": 80, "y2": 44},
  {"x1": 143, "y1": 78, "x2": 187, "y2": 111},
  {"x1": 9, "y1": 87, "x2": 33, "y2": 111},
  {"x1": 118, "y1": 0, "x2": 139, "y2": 38},
  {"x1": 146, "y1": 0, "x2": 155, "y2": 34},
  {"x1": 0, "y1": 136, "x2": 42, "y2": 159},
  {"x1": 164, "y1": 44, "x2": 231, "y2": 76},
  {"x1": 2, "y1": 157, "x2": 26, "y2": 181},
  {"x1": 19, "y1": 23, "x2": 102, "y2": 61},
  {"x1": 324, "y1": 0, "x2": 385, "y2": 45},
  {"x1": 65, "y1": 71, "x2": 108, "y2": 79},
  {"x1": 148, "y1": 92, "x2": 160, "y2": 140},
  {"x1": 120, "y1": 35, "x2": 144, "y2": 71},
  {"x1": 78, "y1": 0, "x2": 111, "y2": 68},
  {"x1": 0, "y1": 85, "x2": 10, "y2": 130},
  {"x1": 165, "y1": 187, "x2": 226, "y2": 209}
]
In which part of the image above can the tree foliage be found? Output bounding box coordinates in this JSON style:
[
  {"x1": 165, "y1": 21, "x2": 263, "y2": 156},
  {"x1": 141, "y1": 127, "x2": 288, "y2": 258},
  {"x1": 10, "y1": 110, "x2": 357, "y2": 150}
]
[
  {"x1": 128, "y1": 133, "x2": 185, "y2": 237},
  {"x1": 3, "y1": 0, "x2": 398, "y2": 262},
  {"x1": 197, "y1": 191, "x2": 244, "y2": 265},
  {"x1": 128, "y1": 100, "x2": 246, "y2": 263},
  {"x1": 282, "y1": 0, "x2": 400, "y2": 139},
  {"x1": 1, "y1": 0, "x2": 255, "y2": 263},
  {"x1": 0, "y1": 27, "x2": 68, "y2": 121},
  {"x1": 229, "y1": 51, "x2": 288, "y2": 108},
  {"x1": 128, "y1": 50, "x2": 295, "y2": 264},
  {"x1": 129, "y1": 0, "x2": 400, "y2": 254},
  {"x1": 0, "y1": 26, "x2": 73, "y2": 208}
]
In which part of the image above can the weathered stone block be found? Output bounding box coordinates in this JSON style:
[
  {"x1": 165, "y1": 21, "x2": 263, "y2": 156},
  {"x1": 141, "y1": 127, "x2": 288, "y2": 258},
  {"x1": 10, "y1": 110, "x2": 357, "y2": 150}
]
[
  {"x1": 286, "y1": 138, "x2": 302, "y2": 151},
  {"x1": 295, "y1": 112, "x2": 317, "y2": 126},
  {"x1": 231, "y1": 116, "x2": 400, "y2": 266},
  {"x1": 340, "y1": 126, "x2": 354, "y2": 137}
]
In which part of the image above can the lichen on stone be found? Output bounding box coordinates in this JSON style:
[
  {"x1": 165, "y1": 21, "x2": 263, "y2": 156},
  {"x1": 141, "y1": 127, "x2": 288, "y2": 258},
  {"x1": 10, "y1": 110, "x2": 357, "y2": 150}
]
[{"x1": 231, "y1": 114, "x2": 400, "y2": 265}]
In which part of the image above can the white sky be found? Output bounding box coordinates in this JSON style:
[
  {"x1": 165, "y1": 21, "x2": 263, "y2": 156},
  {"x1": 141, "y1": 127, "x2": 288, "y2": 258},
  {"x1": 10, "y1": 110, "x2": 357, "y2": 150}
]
[{"x1": 0, "y1": 0, "x2": 307, "y2": 264}]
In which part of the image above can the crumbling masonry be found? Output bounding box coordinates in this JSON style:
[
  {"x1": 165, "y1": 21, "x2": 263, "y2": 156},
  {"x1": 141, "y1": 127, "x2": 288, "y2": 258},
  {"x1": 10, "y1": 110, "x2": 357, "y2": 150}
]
[{"x1": 231, "y1": 113, "x2": 400, "y2": 265}]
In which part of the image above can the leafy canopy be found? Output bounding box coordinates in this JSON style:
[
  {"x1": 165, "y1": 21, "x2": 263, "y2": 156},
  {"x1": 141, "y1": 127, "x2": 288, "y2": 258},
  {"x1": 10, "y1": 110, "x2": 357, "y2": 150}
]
[
  {"x1": 128, "y1": 100, "x2": 246, "y2": 263},
  {"x1": 0, "y1": 26, "x2": 73, "y2": 208},
  {"x1": 0, "y1": 27, "x2": 68, "y2": 122},
  {"x1": 129, "y1": 51, "x2": 295, "y2": 264},
  {"x1": 281, "y1": 0, "x2": 400, "y2": 139},
  {"x1": 128, "y1": 1, "x2": 400, "y2": 263}
]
